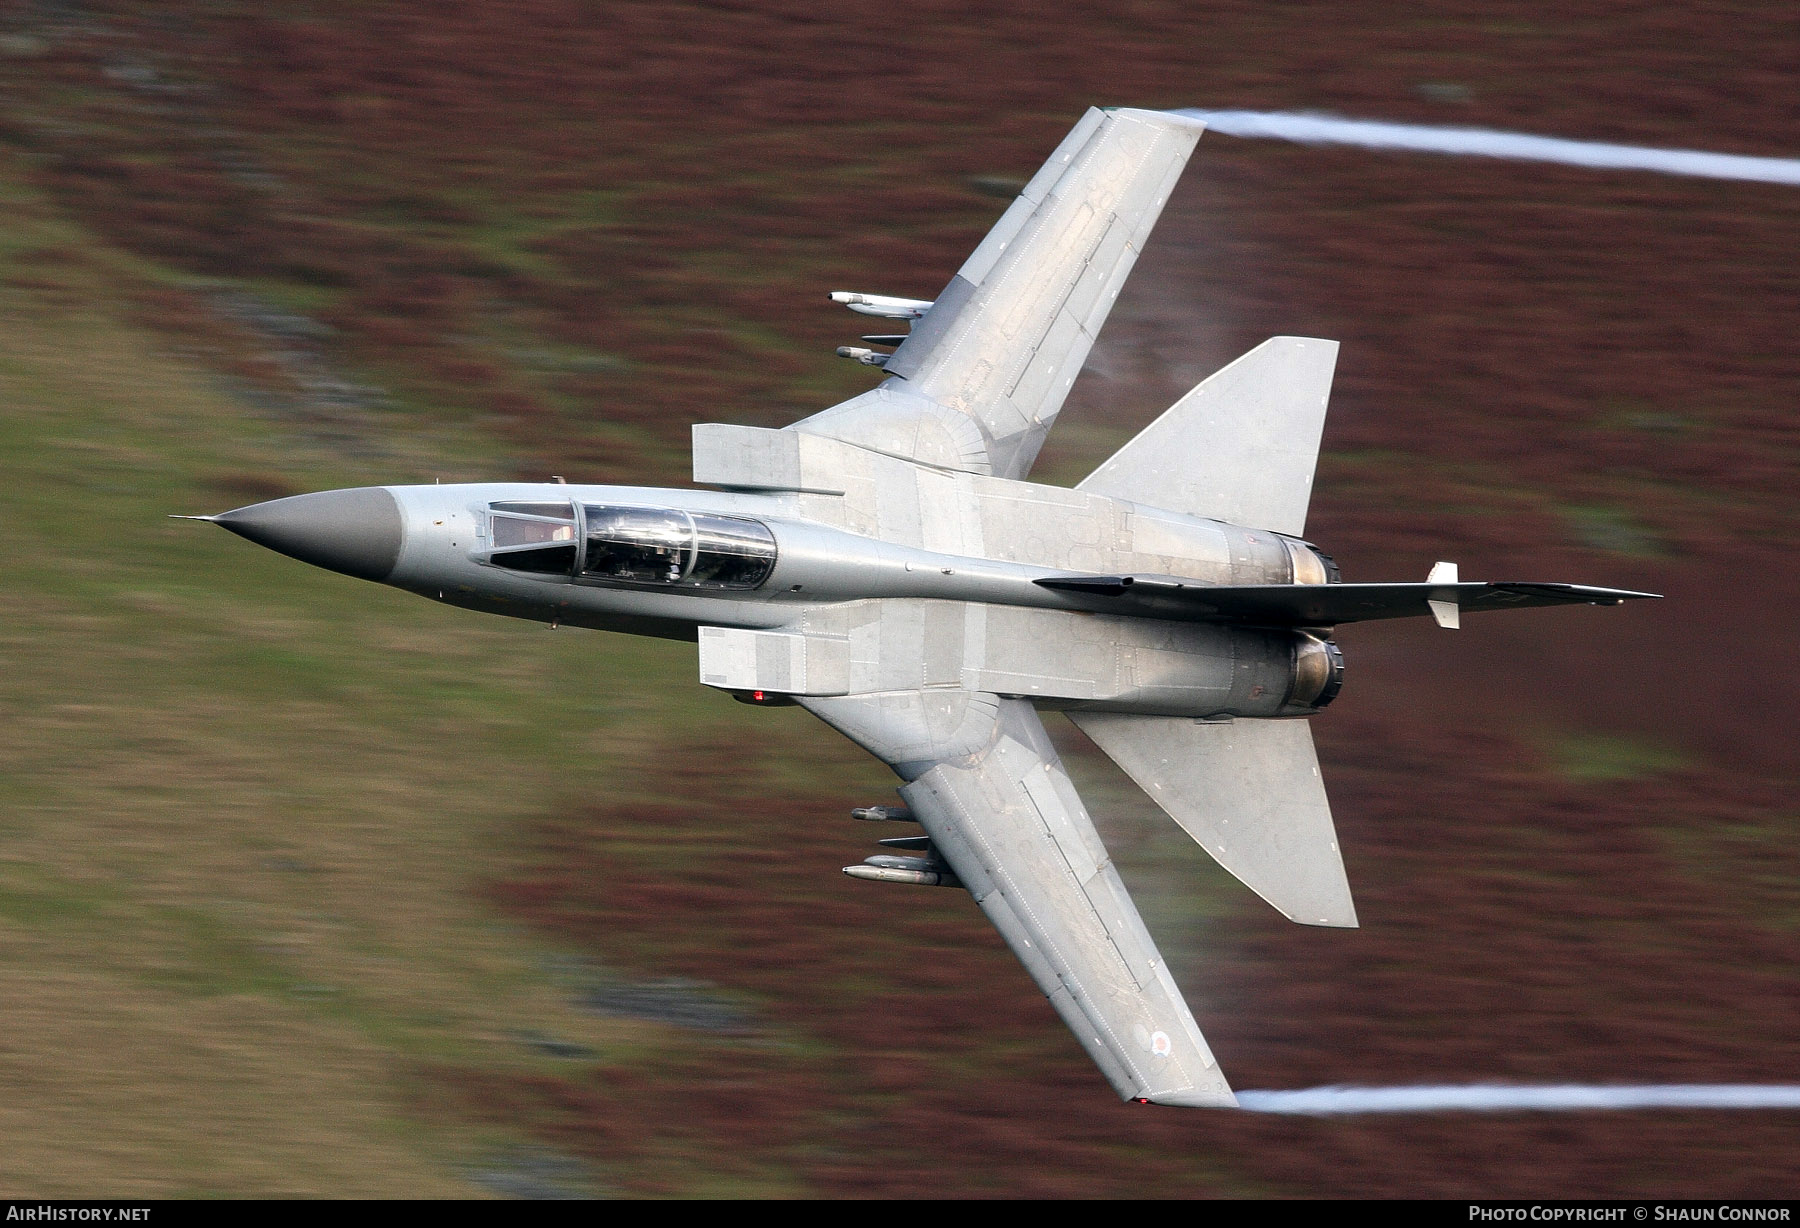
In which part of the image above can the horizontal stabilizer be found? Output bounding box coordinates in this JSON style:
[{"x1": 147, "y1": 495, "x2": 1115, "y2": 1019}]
[
  {"x1": 1070, "y1": 714, "x2": 1356, "y2": 928},
  {"x1": 1076, "y1": 336, "x2": 1337, "y2": 535},
  {"x1": 1036, "y1": 576, "x2": 1660, "y2": 627}
]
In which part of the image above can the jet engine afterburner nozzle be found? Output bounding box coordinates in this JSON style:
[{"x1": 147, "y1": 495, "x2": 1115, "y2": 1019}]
[
  {"x1": 1284, "y1": 633, "x2": 1345, "y2": 714},
  {"x1": 1282, "y1": 536, "x2": 1343, "y2": 586},
  {"x1": 213, "y1": 487, "x2": 404, "y2": 582}
]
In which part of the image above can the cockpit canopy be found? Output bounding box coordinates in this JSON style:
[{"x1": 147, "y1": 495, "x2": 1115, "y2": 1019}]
[{"x1": 485, "y1": 501, "x2": 776, "y2": 590}]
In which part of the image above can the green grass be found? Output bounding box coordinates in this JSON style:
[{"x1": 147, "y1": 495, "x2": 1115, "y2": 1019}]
[
  {"x1": 1657, "y1": 820, "x2": 1800, "y2": 934},
  {"x1": 1549, "y1": 732, "x2": 1693, "y2": 782},
  {"x1": 1562, "y1": 505, "x2": 1665, "y2": 558},
  {"x1": 0, "y1": 158, "x2": 827, "y2": 1195}
]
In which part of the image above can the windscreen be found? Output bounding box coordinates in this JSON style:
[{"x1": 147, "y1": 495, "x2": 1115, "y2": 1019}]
[{"x1": 489, "y1": 501, "x2": 578, "y2": 574}]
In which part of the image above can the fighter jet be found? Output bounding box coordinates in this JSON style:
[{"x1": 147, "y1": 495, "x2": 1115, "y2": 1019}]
[{"x1": 188, "y1": 108, "x2": 1656, "y2": 1108}]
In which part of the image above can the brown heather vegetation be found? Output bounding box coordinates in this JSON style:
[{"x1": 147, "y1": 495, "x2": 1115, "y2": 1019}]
[{"x1": 2, "y1": 0, "x2": 1797, "y2": 1197}]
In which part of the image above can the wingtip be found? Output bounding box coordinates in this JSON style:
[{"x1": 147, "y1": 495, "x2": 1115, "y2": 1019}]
[
  {"x1": 1141, "y1": 1087, "x2": 1240, "y2": 1110},
  {"x1": 1120, "y1": 106, "x2": 1209, "y2": 133},
  {"x1": 169, "y1": 514, "x2": 218, "y2": 522}
]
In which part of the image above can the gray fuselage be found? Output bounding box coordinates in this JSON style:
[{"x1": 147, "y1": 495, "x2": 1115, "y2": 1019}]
[{"x1": 356, "y1": 480, "x2": 1342, "y2": 721}]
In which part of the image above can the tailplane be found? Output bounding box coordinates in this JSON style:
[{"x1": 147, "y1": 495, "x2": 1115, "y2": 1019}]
[
  {"x1": 1076, "y1": 336, "x2": 1337, "y2": 535},
  {"x1": 1069, "y1": 713, "x2": 1357, "y2": 928}
]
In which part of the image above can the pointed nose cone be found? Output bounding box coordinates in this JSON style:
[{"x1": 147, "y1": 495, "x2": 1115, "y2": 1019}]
[{"x1": 215, "y1": 487, "x2": 404, "y2": 582}]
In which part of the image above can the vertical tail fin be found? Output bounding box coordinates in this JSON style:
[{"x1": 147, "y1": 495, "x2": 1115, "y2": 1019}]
[{"x1": 1076, "y1": 336, "x2": 1337, "y2": 535}]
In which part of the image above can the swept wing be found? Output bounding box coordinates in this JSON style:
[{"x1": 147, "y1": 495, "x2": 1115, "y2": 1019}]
[
  {"x1": 801, "y1": 690, "x2": 1236, "y2": 1107},
  {"x1": 791, "y1": 107, "x2": 1205, "y2": 479}
]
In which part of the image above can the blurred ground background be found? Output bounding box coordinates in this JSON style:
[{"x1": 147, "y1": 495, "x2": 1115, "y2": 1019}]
[{"x1": 0, "y1": 0, "x2": 1796, "y2": 1198}]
